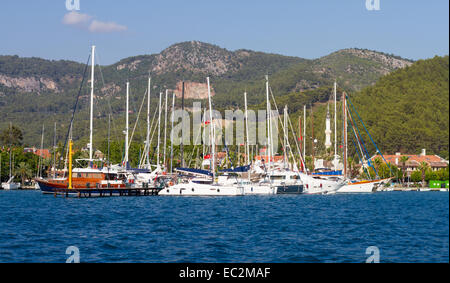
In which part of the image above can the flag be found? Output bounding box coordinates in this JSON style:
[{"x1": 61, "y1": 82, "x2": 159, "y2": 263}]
[
  {"x1": 204, "y1": 120, "x2": 211, "y2": 125},
  {"x1": 204, "y1": 154, "x2": 211, "y2": 160}
]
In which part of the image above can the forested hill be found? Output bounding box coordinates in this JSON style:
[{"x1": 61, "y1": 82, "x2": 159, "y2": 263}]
[
  {"x1": 350, "y1": 56, "x2": 449, "y2": 158},
  {"x1": 0, "y1": 41, "x2": 413, "y2": 147}
]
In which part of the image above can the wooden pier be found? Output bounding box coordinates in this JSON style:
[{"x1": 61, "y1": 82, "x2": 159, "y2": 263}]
[{"x1": 52, "y1": 187, "x2": 162, "y2": 198}]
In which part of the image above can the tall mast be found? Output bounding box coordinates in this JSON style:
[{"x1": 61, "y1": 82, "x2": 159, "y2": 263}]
[
  {"x1": 9, "y1": 123, "x2": 12, "y2": 180},
  {"x1": 342, "y1": 92, "x2": 348, "y2": 178},
  {"x1": 299, "y1": 114, "x2": 302, "y2": 171},
  {"x1": 283, "y1": 105, "x2": 288, "y2": 168},
  {"x1": 244, "y1": 91, "x2": 250, "y2": 165},
  {"x1": 202, "y1": 107, "x2": 206, "y2": 163},
  {"x1": 39, "y1": 124, "x2": 44, "y2": 178},
  {"x1": 163, "y1": 89, "x2": 168, "y2": 172},
  {"x1": 266, "y1": 76, "x2": 271, "y2": 180},
  {"x1": 89, "y1": 45, "x2": 95, "y2": 163},
  {"x1": 53, "y1": 122, "x2": 56, "y2": 179},
  {"x1": 107, "y1": 114, "x2": 111, "y2": 167},
  {"x1": 146, "y1": 76, "x2": 151, "y2": 168},
  {"x1": 311, "y1": 105, "x2": 315, "y2": 171},
  {"x1": 157, "y1": 92, "x2": 162, "y2": 167},
  {"x1": 181, "y1": 82, "x2": 185, "y2": 168},
  {"x1": 170, "y1": 91, "x2": 175, "y2": 173},
  {"x1": 303, "y1": 105, "x2": 306, "y2": 171},
  {"x1": 207, "y1": 77, "x2": 215, "y2": 182},
  {"x1": 124, "y1": 81, "x2": 130, "y2": 167},
  {"x1": 334, "y1": 81, "x2": 338, "y2": 171}
]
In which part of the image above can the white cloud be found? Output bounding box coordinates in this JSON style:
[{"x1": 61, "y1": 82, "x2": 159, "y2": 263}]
[
  {"x1": 62, "y1": 12, "x2": 127, "y2": 33},
  {"x1": 88, "y1": 20, "x2": 128, "y2": 33},
  {"x1": 62, "y1": 11, "x2": 92, "y2": 27}
]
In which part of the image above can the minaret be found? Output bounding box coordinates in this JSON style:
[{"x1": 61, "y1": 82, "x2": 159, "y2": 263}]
[{"x1": 325, "y1": 104, "x2": 332, "y2": 149}]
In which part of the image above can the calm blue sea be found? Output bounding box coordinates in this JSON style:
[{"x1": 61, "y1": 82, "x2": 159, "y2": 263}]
[{"x1": 0, "y1": 190, "x2": 448, "y2": 263}]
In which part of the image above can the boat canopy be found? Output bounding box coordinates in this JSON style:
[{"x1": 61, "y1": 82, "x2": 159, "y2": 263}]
[
  {"x1": 312, "y1": 170, "x2": 343, "y2": 176},
  {"x1": 219, "y1": 165, "x2": 251, "y2": 173},
  {"x1": 175, "y1": 168, "x2": 213, "y2": 177}
]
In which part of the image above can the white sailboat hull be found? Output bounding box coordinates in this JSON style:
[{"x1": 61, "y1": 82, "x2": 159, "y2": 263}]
[
  {"x1": 2, "y1": 182, "x2": 20, "y2": 190},
  {"x1": 337, "y1": 181, "x2": 376, "y2": 193},
  {"x1": 243, "y1": 185, "x2": 277, "y2": 195},
  {"x1": 159, "y1": 182, "x2": 244, "y2": 196},
  {"x1": 301, "y1": 173, "x2": 345, "y2": 195}
]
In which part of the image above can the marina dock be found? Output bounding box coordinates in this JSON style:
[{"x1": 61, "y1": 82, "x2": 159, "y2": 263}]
[{"x1": 51, "y1": 187, "x2": 161, "y2": 198}]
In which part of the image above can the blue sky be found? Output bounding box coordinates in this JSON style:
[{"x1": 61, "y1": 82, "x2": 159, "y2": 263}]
[{"x1": 0, "y1": 0, "x2": 448, "y2": 64}]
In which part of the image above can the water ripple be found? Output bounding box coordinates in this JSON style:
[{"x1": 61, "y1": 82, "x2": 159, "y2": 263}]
[{"x1": 0, "y1": 191, "x2": 448, "y2": 263}]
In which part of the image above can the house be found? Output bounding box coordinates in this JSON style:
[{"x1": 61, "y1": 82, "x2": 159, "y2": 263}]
[
  {"x1": 23, "y1": 147, "x2": 51, "y2": 159},
  {"x1": 371, "y1": 149, "x2": 449, "y2": 177}
]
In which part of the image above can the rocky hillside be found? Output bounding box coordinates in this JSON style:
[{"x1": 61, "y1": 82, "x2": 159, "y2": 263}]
[{"x1": 0, "y1": 41, "x2": 414, "y2": 146}]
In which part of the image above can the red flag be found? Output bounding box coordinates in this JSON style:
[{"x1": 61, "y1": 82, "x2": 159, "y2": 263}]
[
  {"x1": 204, "y1": 120, "x2": 211, "y2": 125},
  {"x1": 204, "y1": 154, "x2": 211, "y2": 160}
]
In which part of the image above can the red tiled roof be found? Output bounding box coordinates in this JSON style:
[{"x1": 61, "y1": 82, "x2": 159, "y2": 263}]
[
  {"x1": 35, "y1": 149, "x2": 51, "y2": 159},
  {"x1": 255, "y1": 155, "x2": 285, "y2": 162},
  {"x1": 371, "y1": 154, "x2": 448, "y2": 168}
]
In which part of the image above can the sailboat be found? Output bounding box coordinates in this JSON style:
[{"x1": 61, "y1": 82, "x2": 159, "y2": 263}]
[
  {"x1": 2, "y1": 124, "x2": 20, "y2": 190},
  {"x1": 131, "y1": 77, "x2": 165, "y2": 188},
  {"x1": 262, "y1": 77, "x2": 344, "y2": 195},
  {"x1": 36, "y1": 46, "x2": 127, "y2": 194},
  {"x1": 312, "y1": 83, "x2": 390, "y2": 193},
  {"x1": 215, "y1": 89, "x2": 277, "y2": 195},
  {"x1": 160, "y1": 77, "x2": 244, "y2": 196}
]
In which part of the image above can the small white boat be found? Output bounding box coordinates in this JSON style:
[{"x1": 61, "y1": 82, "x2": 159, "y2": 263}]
[
  {"x1": 440, "y1": 188, "x2": 449, "y2": 192},
  {"x1": 2, "y1": 177, "x2": 20, "y2": 190},
  {"x1": 418, "y1": 188, "x2": 431, "y2": 192}
]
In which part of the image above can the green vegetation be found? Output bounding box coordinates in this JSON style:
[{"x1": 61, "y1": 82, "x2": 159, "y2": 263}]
[{"x1": 350, "y1": 56, "x2": 449, "y2": 158}]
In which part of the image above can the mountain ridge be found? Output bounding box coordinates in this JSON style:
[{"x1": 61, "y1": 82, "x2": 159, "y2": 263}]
[{"x1": 0, "y1": 41, "x2": 418, "y2": 147}]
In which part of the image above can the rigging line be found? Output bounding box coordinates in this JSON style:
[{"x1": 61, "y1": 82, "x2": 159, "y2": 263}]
[
  {"x1": 186, "y1": 119, "x2": 203, "y2": 168},
  {"x1": 347, "y1": 107, "x2": 367, "y2": 162},
  {"x1": 347, "y1": 110, "x2": 374, "y2": 178},
  {"x1": 128, "y1": 88, "x2": 147, "y2": 150},
  {"x1": 92, "y1": 52, "x2": 108, "y2": 119},
  {"x1": 95, "y1": 52, "x2": 123, "y2": 162},
  {"x1": 345, "y1": 99, "x2": 376, "y2": 173},
  {"x1": 349, "y1": 127, "x2": 371, "y2": 180},
  {"x1": 59, "y1": 54, "x2": 91, "y2": 170},
  {"x1": 288, "y1": 116, "x2": 306, "y2": 171},
  {"x1": 141, "y1": 105, "x2": 160, "y2": 167},
  {"x1": 268, "y1": 86, "x2": 303, "y2": 174},
  {"x1": 139, "y1": 103, "x2": 158, "y2": 167},
  {"x1": 348, "y1": 112, "x2": 367, "y2": 166},
  {"x1": 346, "y1": 95, "x2": 393, "y2": 176}
]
